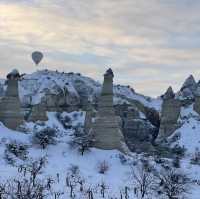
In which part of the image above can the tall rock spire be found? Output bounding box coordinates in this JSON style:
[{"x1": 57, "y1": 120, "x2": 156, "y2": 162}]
[
  {"x1": 158, "y1": 86, "x2": 181, "y2": 140},
  {"x1": 0, "y1": 69, "x2": 24, "y2": 129},
  {"x1": 89, "y1": 69, "x2": 128, "y2": 153}
]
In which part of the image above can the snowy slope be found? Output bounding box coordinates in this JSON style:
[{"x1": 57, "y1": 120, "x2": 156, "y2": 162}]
[
  {"x1": 165, "y1": 104, "x2": 200, "y2": 198},
  {"x1": 0, "y1": 112, "x2": 134, "y2": 198},
  {"x1": 172, "y1": 104, "x2": 200, "y2": 154},
  {"x1": 0, "y1": 110, "x2": 199, "y2": 198}
]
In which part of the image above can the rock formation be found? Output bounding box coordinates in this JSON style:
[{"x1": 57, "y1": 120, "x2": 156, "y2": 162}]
[
  {"x1": 162, "y1": 86, "x2": 175, "y2": 100},
  {"x1": 89, "y1": 69, "x2": 128, "y2": 153},
  {"x1": 123, "y1": 118, "x2": 156, "y2": 152},
  {"x1": 181, "y1": 75, "x2": 197, "y2": 92},
  {"x1": 194, "y1": 86, "x2": 200, "y2": 115},
  {"x1": 40, "y1": 86, "x2": 80, "y2": 112},
  {"x1": 27, "y1": 103, "x2": 48, "y2": 122},
  {"x1": 158, "y1": 87, "x2": 181, "y2": 140},
  {"x1": 179, "y1": 75, "x2": 197, "y2": 99},
  {"x1": 0, "y1": 69, "x2": 24, "y2": 129}
]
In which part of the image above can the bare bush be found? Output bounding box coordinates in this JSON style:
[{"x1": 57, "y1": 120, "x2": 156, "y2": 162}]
[
  {"x1": 130, "y1": 162, "x2": 155, "y2": 198},
  {"x1": 97, "y1": 161, "x2": 109, "y2": 174},
  {"x1": 26, "y1": 157, "x2": 47, "y2": 186},
  {"x1": 0, "y1": 157, "x2": 48, "y2": 199},
  {"x1": 156, "y1": 168, "x2": 190, "y2": 199},
  {"x1": 190, "y1": 147, "x2": 200, "y2": 165},
  {"x1": 171, "y1": 144, "x2": 186, "y2": 157},
  {"x1": 172, "y1": 156, "x2": 180, "y2": 168},
  {"x1": 6, "y1": 177, "x2": 47, "y2": 199},
  {"x1": 66, "y1": 164, "x2": 84, "y2": 198}
]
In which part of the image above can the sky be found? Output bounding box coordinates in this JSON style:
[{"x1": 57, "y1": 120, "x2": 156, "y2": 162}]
[{"x1": 0, "y1": 0, "x2": 200, "y2": 96}]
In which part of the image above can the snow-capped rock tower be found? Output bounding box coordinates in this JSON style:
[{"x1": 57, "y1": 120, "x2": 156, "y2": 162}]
[
  {"x1": 0, "y1": 69, "x2": 24, "y2": 129},
  {"x1": 90, "y1": 69, "x2": 128, "y2": 153}
]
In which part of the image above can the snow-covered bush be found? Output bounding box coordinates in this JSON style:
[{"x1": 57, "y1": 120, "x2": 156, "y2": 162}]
[
  {"x1": 56, "y1": 113, "x2": 72, "y2": 129},
  {"x1": 4, "y1": 141, "x2": 28, "y2": 164},
  {"x1": 172, "y1": 156, "x2": 181, "y2": 168},
  {"x1": 118, "y1": 154, "x2": 128, "y2": 165},
  {"x1": 171, "y1": 144, "x2": 186, "y2": 157},
  {"x1": 169, "y1": 132, "x2": 181, "y2": 143},
  {"x1": 154, "y1": 156, "x2": 166, "y2": 164},
  {"x1": 32, "y1": 127, "x2": 57, "y2": 149},
  {"x1": 190, "y1": 147, "x2": 200, "y2": 165},
  {"x1": 97, "y1": 160, "x2": 110, "y2": 174},
  {"x1": 69, "y1": 126, "x2": 93, "y2": 155}
]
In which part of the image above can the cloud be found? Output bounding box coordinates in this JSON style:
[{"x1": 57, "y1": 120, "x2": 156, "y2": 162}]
[{"x1": 0, "y1": 0, "x2": 200, "y2": 96}]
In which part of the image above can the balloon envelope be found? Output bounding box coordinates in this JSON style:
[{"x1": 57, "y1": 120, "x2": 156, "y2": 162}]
[{"x1": 32, "y1": 51, "x2": 43, "y2": 65}]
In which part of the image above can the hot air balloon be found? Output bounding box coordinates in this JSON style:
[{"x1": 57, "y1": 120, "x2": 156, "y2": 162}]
[{"x1": 32, "y1": 51, "x2": 43, "y2": 65}]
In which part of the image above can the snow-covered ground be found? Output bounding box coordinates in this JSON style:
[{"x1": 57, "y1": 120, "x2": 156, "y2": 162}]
[
  {"x1": 0, "y1": 107, "x2": 200, "y2": 198},
  {"x1": 1, "y1": 70, "x2": 200, "y2": 198},
  {"x1": 0, "y1": 112, "x2": 134, "y2": 198}
]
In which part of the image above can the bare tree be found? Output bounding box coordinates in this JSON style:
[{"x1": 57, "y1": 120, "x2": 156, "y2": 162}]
[
  {"x1": 156, "y1": 168, "x2": 190, "y2": 199},
  {"x1": 130, "y1": 162, "x2": 155, "y2": 199},
  {"x1": 69, "y1": 126, "x2": 93, "y2": 155},
  {"x1": 25, "y1": 157, "x2": 47, "y2": 186},
  {"x1": 66, "y1": 164, "x2": 84, "y2": 198}
]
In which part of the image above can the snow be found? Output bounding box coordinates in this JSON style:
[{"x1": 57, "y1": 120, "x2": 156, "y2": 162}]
[
  {"x1": 172, "y1": 105, "x2": 200, "y2": 154},
  {"x1": 0, "y1": 112, "x2": 134, "y2": 198},
  {"x1": 0, "y1": 107, "x2": 199, "y2": 198},
  {"x1": 0, "y1": 69, "x2": 200, "y2": 197},
  {"x1": 113, "y1": 85, "x2": 162, "y2": 111}
]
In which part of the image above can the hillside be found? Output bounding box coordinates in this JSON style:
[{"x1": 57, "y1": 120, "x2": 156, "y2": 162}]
[
  {"x1": 0, "y1": 106, "x2": 199, "y2": 198},
  {"x1": 0, "y1": 69, "x2": 200, "y2": 198}
]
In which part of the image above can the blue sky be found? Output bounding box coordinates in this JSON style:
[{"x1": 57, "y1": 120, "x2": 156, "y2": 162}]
[{"x1": 0, "y1": 0, "x2": 200, "y2": 96}]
